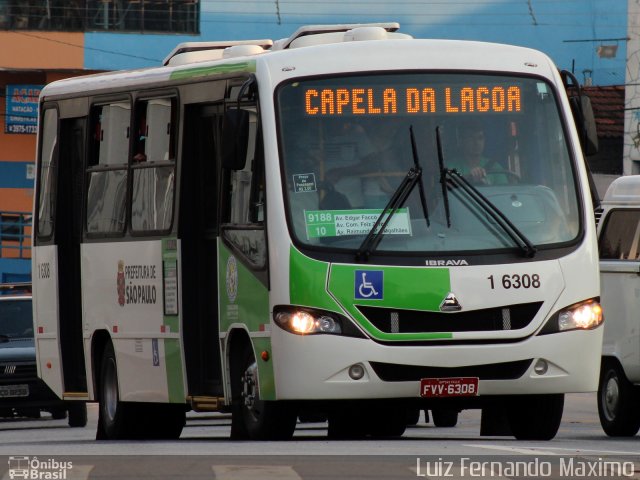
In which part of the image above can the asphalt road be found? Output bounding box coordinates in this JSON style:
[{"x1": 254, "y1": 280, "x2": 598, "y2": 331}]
[{"x1": 0, "y1": 393, "x2": 638, "y2": 480}]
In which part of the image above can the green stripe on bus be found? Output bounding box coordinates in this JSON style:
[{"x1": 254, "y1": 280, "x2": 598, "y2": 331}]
[
  {"x1": 162, "y1": 237, "x2": 183, "y2": 402},
  {"x1": 218, "y1": 242, "x2": 275, "y2": 399},
  {"x1": 251, "y1": 337, "x2": 276, "y2": 401},
  {"x1": 329, "y1": 264, "x2": 453, "y2": 341},
  {"x1": 164, "y1": 338, "x2": 185, "y2": 403},
  {"x1": 290, "y1": 247, "x2": 454, "y2": 341},
  {"x1": 169, "y1": 61, "x2": 257, "y2": 80},
  {"x1": 162, "y1": 238, "x2": 179, "y2": 333},
  {"x1": 289, "y1": 247, "x2": 341, "y2": 310},
  {"x1": 218, "y1": 243, "x2": 269, "y2": 332}
]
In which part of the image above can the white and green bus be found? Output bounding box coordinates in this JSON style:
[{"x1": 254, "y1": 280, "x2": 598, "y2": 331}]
[{"x1": 33, "y1": 23, "x2": 603, "y2": 441}]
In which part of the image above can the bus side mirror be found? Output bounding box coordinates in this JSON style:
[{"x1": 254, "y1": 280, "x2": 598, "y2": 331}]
[
  {"x1": 221, "y1": 109, "x2": 249, "y2": 170},
  {"x1": 569, "y1": 95, "x2": 599, "y2": 156}
]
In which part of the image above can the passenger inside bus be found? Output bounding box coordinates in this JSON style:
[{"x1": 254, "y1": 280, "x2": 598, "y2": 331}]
[
  {"x1": 448, "y1": 119, "x2": 510, "y2": 185},
  {"x1": 133, "y1": 110, "x2": 147, "y2": 162}
]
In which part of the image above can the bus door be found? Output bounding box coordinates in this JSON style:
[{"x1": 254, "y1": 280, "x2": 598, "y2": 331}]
[
  {"x1": 180, "y1": 104, "x2": 223, "y2": 397},
  {"x1": 56, "y1": 117, "x2": 88, "y2": 394}
]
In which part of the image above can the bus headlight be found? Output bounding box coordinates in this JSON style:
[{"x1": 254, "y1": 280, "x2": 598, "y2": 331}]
[
  {"x1": 558, "y1": 303, "x2": 603, "y2": 330},
  {"x1": 539, "y1": 299, "x2": 603, "y2": 334},
  {"x1": 274, "y1": 308, "x2": 342, "y2": 335}
]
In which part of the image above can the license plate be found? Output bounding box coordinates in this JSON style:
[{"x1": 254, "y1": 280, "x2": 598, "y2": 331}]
[
  {"x1": 420, "y1": 377, "x2": 478, "y2": 398},
  {"x1": 0, "y1": 384, "x2": 29, "y2": 398}
]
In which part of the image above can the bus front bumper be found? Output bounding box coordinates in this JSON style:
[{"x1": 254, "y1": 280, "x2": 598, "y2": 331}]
[{"x1": 269, "y1": 326, "x2": 603, "y2": 400}]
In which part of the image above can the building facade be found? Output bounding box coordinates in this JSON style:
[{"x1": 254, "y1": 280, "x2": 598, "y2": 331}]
[{"x1": 0, "y1": 30, "x2": 101, "y2": 280}]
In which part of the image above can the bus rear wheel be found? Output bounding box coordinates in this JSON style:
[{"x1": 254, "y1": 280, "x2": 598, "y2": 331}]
[
  {"x1": 98, "y1": 342, "x2": 186, "y2": 440},
  {"x1": 98, "y1": 342, "x2": 135, "y2": 439},
  {"x1": 232, "y1": 343, "x2": 297, "y2": 440},
  {"x1": 506, "y1": 394, "x2": 564, "y2": 440},
  {"x1": 598, "y1": 360, "x2": 640, "y2": 437}
]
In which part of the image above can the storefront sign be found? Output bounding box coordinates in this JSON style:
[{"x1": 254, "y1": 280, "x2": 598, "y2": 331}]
[{"x1": 5, "y1": 84, "x2": 43, "y2": 134}]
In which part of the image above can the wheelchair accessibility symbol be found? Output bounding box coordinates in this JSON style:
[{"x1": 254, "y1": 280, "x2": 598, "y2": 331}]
[{"x1": 355, "y1": 270, "x2": 383, "y2": 300}]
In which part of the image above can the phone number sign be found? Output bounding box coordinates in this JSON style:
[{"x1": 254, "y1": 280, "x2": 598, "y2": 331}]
[{"x1": 5, "y1": 84, "x2": 42, "y2": 134}]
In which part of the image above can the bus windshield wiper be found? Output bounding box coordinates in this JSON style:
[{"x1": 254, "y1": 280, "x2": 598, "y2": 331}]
[
  {"x1": 436, "y1": 126, "x2": 451, "y2": 228},
  {"x1": 356, "y1": 126, "x2": 430, "y2": 262},
  {"x1": 436, "y1": 129, "x2": 536, "y2": 258}
]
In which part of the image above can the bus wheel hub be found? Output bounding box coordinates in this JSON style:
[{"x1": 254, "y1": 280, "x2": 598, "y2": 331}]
[{"x1": 241, "y1": 362, "x2": 258, "y2": 408}]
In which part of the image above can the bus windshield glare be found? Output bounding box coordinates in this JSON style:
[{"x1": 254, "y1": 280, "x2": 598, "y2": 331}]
[{"x1": 277, "y1": 73, "x2": 580, "y2": 254}]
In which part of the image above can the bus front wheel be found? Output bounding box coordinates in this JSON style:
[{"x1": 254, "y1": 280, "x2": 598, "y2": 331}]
[
  {"x1": 506, "y1": 394, "x2": 564, "y2": 440},
  {"x1": 598, "y1": 360, "x2": 640, "y2": 437},
  {"x1": 231, "y1": 343, "x2": 297, "y2": 440}
]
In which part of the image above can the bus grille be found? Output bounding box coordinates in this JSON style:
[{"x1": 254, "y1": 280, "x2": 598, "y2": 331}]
[
  {"x1": 370, "y1": 359, "x2": 533, "y2": 382},
  {"x1": 0, "y1": 363, "x2": 37, "y2": 381},
  {"x1": 357, "y1": 302, "x2": 542, "y2": 334}
]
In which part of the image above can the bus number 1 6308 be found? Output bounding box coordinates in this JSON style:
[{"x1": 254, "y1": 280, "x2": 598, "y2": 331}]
[{"x1": 487, "y1": 274, "x2": 540, "y2": 290}]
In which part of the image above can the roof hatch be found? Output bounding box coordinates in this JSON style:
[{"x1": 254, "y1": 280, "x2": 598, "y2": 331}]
[
  {"x1": 163, "y1": 39, "x2": 273, "y2": 66},
  {"x1": 272, "y1": 22, "x2": 409, "y2": 50}
]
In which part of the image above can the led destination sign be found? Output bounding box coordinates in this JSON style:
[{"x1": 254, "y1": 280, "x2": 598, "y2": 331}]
[{"x1": 304, "y1": 85, "x2": 521, "y2": 116}]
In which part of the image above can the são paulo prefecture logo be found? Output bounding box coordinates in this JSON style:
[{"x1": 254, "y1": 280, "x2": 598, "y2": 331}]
[
  {"x1": 117, "y1": 260, "x2": 125, "y2": 306},
  {"x1": 226, "y1": 256, "x2": 238, "y2": 303}
]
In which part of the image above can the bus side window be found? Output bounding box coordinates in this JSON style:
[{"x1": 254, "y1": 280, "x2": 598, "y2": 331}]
[
  {"x1": 37, "y1": 107, "x2": 58, "y2": 239},
  {"x1": 227, "y1": 110, "x2": 257, "y2": 224},
  {"x1": 222, "y1": 108, "x2": 267, "y2": 270},
  {"x1": 85, "y1": 102, "x2": 130, "y2": 235},
  {"x1": 131, "y1": 98, "x2": 176, "y2": 233}
]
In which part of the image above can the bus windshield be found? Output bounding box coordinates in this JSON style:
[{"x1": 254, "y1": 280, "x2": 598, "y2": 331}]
[{"x1": 277, "y1": 73, "x2": 580, "y2": 254}]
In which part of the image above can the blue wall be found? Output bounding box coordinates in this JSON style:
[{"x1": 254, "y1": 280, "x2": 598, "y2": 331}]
[
  {"x1": 84, "y1": 0, "x2": 627, "y2": 85},
  {"x1": 0, "y1": 162, "x2": 33, "y2": 189},
  {"x1": 0, "y1": 263, "x2": 30, "y2": 283}
]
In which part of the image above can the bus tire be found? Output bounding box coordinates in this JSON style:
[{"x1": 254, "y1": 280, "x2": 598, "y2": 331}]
[
  {"x1": 98, "y1": 342, "x2": 134, "y2": 439},
  {"x1": 432, "y1": 408, "x2": 458, "y2": 427},
  {"x1": 234, "y1": 343, "x2": 297, "y2": 440},
  {"x1": 598, "y1": 360, "x2": 640, "y2": 437},
  {"x1": 68, "y1": 403, "x2": 87, "y2": 428},
  {"x1": 506, "y1": 394, "x2": 564, "y2": 440}
]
